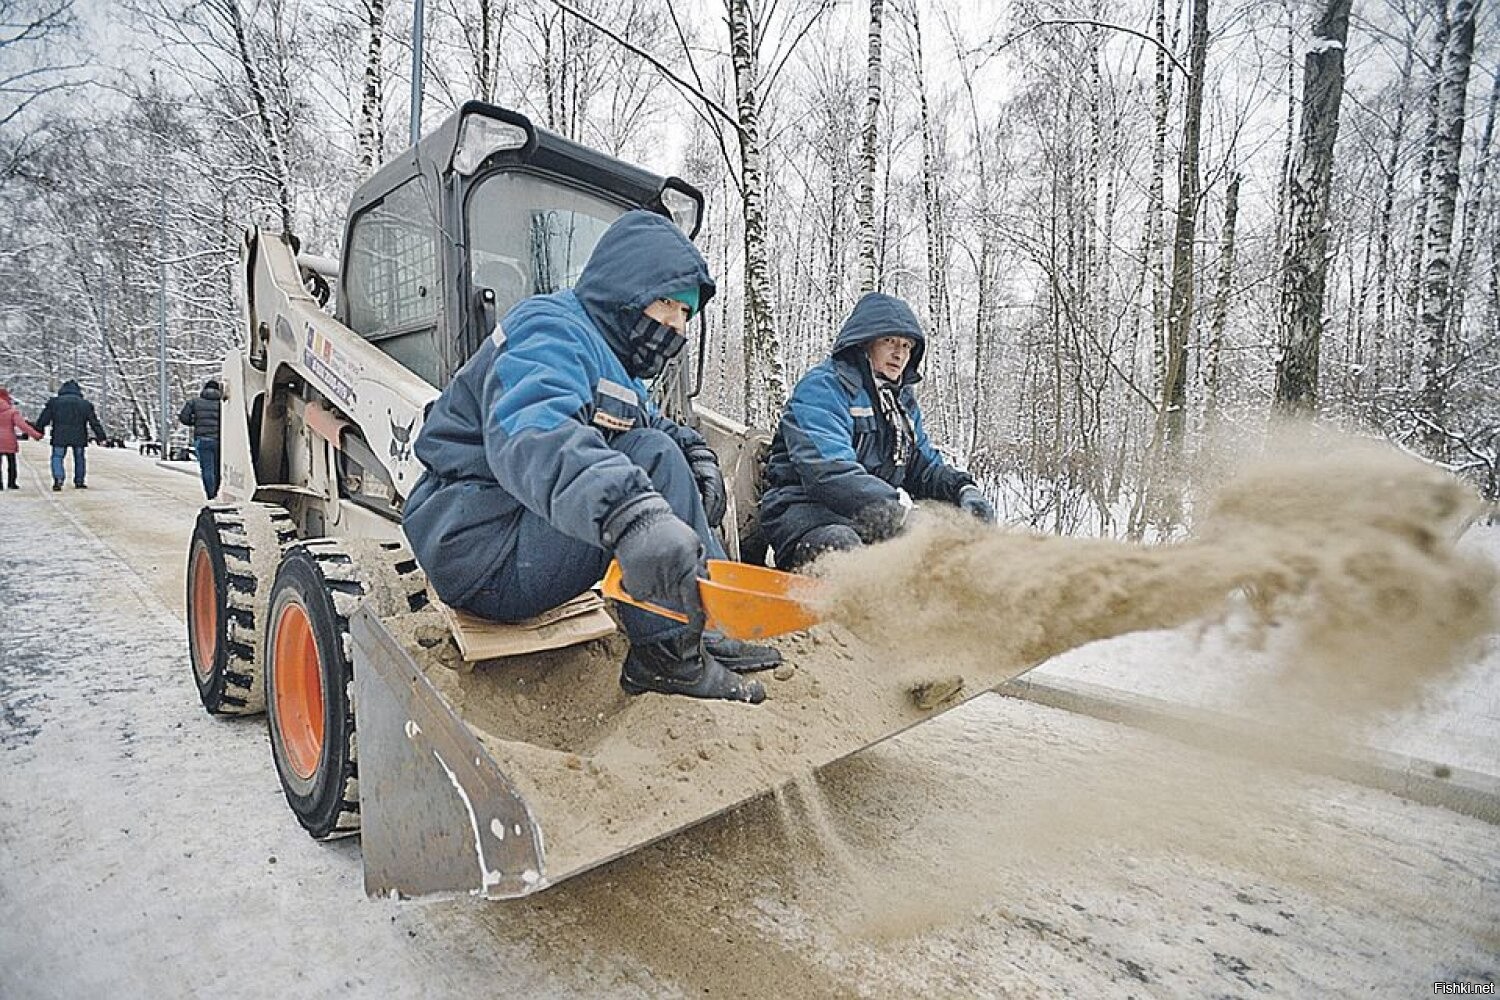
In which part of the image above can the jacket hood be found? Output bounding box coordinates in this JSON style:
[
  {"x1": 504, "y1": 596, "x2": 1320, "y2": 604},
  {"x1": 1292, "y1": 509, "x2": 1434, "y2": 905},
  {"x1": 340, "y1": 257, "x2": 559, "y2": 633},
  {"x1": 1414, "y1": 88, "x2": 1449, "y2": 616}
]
[
  {"x1": 573, "y1": 210, "x2": 716, "y2": 369},
  {"x1": 60, "y1": 380, "x2": 82, "y2": 396},
  {"x1": 832, "y1": 293, "x2": 926, "y2": 385},
  {"x1": 200, "y1": 381, "x2": 222, "y2": 401}
]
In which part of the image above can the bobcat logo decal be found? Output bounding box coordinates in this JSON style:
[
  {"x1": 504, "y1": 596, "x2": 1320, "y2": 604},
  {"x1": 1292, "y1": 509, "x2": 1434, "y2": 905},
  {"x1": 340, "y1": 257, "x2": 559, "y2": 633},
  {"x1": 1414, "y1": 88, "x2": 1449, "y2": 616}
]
[{"x1": 389, "y1": 416, "x2": 415, "y2": 464}]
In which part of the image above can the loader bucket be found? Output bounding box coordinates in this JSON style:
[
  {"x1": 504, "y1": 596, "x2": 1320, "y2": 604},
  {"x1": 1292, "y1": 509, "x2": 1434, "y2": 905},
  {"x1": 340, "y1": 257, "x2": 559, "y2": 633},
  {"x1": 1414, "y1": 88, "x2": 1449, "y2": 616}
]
[{"x1": 347, "y1": 599, "x2": 1031, "y2": 901}]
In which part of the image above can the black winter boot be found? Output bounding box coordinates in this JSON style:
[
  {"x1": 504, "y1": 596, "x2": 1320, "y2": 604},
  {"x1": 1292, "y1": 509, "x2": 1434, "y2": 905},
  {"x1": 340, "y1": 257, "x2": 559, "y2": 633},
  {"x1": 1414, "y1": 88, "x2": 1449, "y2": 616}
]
[
  {"x1": 702, "y1": 631, "x2": 782, "y2": 673},
  {"x1": 621, "y1": 632, "x2": 765, "y2": 704},
  {"x1": 52, "y1": 481, "x2": 62, "y2": 492}
]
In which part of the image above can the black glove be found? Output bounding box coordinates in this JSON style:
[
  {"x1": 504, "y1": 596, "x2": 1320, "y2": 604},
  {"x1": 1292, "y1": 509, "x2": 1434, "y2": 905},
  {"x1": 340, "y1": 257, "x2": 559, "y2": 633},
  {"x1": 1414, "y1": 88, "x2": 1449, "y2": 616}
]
[
  {"x1": 852, "y1": 496, "x2": 908, "y2": 544},
  {"x1": 684, "y1": 442, "x2": 727, "y2": 528},
  {"x1": 605, "y1": 493, "x2": 707, "y2": 622},
  {"x1": 958, "y1": 485, "x2": 996, "y2": 524}
]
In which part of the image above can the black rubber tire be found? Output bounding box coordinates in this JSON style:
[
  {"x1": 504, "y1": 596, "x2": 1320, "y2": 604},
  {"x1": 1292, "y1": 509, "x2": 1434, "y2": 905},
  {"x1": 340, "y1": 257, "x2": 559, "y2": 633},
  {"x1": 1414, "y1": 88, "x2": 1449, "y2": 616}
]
[
  {"x1": 186, "y1": 503, "x2": 296, "y2": 715},
  {"x1": 264, "y1": 538, "x2": 429, "y2": 841},
  {"x1": 265, "y1": 541, "x2": 364, "y2": 840}
]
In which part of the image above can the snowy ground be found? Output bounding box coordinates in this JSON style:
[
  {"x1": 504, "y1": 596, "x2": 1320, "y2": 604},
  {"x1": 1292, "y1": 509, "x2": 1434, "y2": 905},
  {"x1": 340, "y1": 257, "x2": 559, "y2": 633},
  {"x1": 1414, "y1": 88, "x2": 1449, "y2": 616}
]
[{"x1": 1, "y1": 447, "x2": 1496, "y2": 999}]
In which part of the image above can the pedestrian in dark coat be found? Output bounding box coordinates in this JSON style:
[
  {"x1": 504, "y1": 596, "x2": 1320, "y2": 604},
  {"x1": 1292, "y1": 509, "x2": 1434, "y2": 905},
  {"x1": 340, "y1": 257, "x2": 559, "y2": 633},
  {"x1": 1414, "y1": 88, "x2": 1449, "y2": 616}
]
[
  {"x1": 0, "y1": 387, "x2": 42, "y2": 489},
  {"x1": 758, "y1": 292, "x2": 996, "y2": 569},
  {"x1": 34, "y1": 380, "x2": 106, "y2": 491},
  {"x1": 404, "y1": 210, "x2": 777, "y2": 704},
  {"x1": 179, "y1": 379, "x2": 223, "y2": 498}
]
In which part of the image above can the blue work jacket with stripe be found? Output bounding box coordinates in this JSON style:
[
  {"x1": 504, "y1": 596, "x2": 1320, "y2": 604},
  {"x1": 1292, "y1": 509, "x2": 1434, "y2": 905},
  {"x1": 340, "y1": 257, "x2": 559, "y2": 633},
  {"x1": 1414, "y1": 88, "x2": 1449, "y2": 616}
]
[
  {"x1": 758, "y1": 293, "x2": 973, "y2": 562},
  {"x1": 401, "y1": 210, "x2": 716, "y2": 610}
]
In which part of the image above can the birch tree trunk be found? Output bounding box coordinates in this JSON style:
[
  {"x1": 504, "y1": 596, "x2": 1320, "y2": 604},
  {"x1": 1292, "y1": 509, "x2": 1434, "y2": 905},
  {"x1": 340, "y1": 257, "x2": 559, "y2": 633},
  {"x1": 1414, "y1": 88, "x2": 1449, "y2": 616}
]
[
  {"x1": 1405, "y1": 1, "x2": 1450, "y2": 366},
  {"x1": 541, "y1": 10, "x2": 558, "y2": 129},
  {"x1": 477, "y1": 0, "x2": 503, "y2": 101},
  {"x1": 1160, "y1": 0, "x2": 1207, "y2": 452},
  {"x1": 949, "y1": 29, "x2": 997, "y2": 460},
  {"x1": 1275, "y1": 0, "x2": 1295, "y2": 253},
  {"x1": 1204, "y1": 170, "x2": 1240, "y2": 421},
  {"x1": 856, "y1": 0, "x2": 884, "y2": 293},
  {"x1": 1371, "y1": 39, "x2": 1415, "y2": 393},
  {"x1": 908, "y1": 3, "x2": 951, "y2": 433},
  {"x1": 355, "y1": 0, "x2": 385, "y2": 178},
  {"x1": 1419, "y1": 0, "x2": 1480, "y2": 444},
  {"x1": 1146, "y1": 0, "x2": 1171, "y2": 393},
  {"x1": 1273, "y1": 0, "x2": 1352, "y2": 414},
  {"x1": 222, "y1": 0, "x2": 295, "y2": 237},
  {"x1": 446, "y1": 0, "x2": 505, "y2": 102},
  {"x1": 1130, "y1": 0, "x2": 1205, "y2": 537},
  {"x1": 1446, "y1": 65, "x2": 1498, "y2": 346},
  {"x1": 728, "y1": 0, "x2": 786, "y2": 427},
  {"x1": 876, "y1": 98, "x2": 897, "y2": 287}
]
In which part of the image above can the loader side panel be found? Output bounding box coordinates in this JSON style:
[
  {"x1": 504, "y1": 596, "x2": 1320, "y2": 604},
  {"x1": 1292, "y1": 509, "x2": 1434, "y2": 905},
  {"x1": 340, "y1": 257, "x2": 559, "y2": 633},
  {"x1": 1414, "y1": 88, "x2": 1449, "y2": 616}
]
[{"x1": 240, "y1": 227, "x2": 438, "y2": 525}]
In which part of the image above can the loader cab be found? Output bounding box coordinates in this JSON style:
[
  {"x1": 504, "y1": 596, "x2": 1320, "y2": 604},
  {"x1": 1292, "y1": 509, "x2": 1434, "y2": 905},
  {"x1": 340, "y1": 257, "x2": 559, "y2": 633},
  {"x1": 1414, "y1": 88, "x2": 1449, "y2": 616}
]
[{"x1": 337, "y1": 103, "x2": 704, "y2": 389}]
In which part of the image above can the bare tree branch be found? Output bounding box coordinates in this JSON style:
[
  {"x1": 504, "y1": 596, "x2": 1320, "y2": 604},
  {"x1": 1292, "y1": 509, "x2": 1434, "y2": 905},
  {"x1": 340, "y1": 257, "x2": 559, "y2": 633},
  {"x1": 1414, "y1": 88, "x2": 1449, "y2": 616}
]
[
  {"x1": 541, "y1": 0, "x2": 746, "y2": 138},
  {"x1": 992, "y1": 17, "x2": 1190, "y2": 77},
  {"x1": 663, "y1": 0, "x2": 742, "y2": 194}
]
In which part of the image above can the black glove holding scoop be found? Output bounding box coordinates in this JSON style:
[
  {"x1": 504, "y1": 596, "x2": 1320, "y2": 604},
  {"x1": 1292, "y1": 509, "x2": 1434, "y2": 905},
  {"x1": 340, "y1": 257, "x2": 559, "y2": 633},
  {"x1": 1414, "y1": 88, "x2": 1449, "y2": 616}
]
[{"x1": 604, "y1": 493, "x2": 707, "y2": 622}]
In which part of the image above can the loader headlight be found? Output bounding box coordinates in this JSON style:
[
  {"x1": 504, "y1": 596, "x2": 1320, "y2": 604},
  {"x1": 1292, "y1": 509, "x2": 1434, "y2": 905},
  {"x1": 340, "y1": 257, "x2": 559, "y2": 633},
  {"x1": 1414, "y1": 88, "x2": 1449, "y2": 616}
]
[
  {"x1": 659, "y1": 179, "x2": 704, "y2": 239},
  {"x1": 453, "y1": 109, "x2": 534, "y2": 176},
  {"x1": 339, "y1": 431, "x2": 402, "y2": 518}
]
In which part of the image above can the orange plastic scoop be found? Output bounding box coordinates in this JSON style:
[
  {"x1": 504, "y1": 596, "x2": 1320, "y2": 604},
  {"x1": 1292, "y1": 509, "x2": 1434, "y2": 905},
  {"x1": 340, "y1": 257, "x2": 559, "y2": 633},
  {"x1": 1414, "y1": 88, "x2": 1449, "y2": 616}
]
[{"x1": 601, "y1": 559, "x2": 822, "y2": 640}]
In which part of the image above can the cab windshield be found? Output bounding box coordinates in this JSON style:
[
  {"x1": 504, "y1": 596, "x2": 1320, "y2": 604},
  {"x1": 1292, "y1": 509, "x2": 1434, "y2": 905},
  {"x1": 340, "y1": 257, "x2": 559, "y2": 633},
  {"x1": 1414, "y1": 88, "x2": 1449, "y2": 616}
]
[{"x1": 466, "y1": 172, "x2": 627, "y2": 320}]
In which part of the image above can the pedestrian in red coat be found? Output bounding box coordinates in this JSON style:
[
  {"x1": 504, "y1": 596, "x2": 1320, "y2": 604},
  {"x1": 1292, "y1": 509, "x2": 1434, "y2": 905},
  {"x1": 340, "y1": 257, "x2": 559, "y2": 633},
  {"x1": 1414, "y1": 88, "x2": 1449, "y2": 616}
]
[{"x1": 0, "y1": 387, "x2": 43, "y2": 490}]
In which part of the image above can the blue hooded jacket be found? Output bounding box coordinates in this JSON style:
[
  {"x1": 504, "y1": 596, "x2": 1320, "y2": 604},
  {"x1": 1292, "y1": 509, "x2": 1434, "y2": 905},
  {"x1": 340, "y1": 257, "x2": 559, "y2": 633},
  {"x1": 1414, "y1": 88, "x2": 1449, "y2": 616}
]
[
  {"x1": 757, "y1": 292, "x2": 973, "y2": 561},
  {"x1": 402, "y1": 210, "x2": 716, "y2": 609}
]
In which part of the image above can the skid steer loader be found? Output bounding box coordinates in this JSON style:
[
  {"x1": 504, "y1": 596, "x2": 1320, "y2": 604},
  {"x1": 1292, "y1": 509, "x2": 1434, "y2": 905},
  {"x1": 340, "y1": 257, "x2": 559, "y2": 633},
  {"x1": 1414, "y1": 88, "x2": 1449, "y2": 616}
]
[{"x1": 186, "y1": 102, "x2": 998, "y2": 900}]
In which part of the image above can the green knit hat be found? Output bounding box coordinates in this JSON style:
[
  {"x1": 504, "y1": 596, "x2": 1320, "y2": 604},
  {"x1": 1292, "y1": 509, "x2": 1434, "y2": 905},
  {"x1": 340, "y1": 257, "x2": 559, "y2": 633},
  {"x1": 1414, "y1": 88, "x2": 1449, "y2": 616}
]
[{"x1": 666, "y1": 285, "x2": 700, "y2": 319}]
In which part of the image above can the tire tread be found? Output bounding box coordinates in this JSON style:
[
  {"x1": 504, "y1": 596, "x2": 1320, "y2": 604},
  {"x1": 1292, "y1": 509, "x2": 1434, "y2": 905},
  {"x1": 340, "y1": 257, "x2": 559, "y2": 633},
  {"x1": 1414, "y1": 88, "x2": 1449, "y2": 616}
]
[{"x1": 189, "y1": 502, "x2": 295, "y2": 715}]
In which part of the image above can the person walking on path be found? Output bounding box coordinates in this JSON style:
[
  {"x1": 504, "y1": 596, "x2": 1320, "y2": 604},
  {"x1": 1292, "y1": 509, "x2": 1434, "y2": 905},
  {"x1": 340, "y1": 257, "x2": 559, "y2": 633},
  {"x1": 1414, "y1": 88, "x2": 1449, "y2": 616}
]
[
  {"x1": 179, "y1": 379, "x2": 223, "y2": 499},
  {"x1": 34, "y1": 380, "x2": 106, "y2": 491},
  {"x1": 0, "y1": 388, "x2": 42, "y2": 489}
]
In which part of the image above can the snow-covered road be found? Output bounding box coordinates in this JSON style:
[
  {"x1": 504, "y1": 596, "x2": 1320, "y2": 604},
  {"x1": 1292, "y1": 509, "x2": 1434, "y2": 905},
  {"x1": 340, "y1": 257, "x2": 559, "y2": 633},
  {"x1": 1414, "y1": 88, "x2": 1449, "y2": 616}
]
[{"x1": 1, "y1": 447, "x2": 1495, "y2": 999}]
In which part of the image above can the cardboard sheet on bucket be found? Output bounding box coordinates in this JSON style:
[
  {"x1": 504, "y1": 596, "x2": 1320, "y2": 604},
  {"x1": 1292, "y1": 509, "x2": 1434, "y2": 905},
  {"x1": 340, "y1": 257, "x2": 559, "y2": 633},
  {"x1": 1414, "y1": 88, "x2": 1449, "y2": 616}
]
[{"x1": 435, "y1": 591, "x2": 616, "y2": 661}]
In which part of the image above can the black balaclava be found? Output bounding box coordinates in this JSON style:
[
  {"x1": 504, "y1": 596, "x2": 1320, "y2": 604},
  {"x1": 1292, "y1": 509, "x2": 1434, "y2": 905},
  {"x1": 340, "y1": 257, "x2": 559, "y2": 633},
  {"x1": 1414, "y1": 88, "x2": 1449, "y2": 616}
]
[{"x1": 623, "y1": 313, "x2": 688, "y2": 380}]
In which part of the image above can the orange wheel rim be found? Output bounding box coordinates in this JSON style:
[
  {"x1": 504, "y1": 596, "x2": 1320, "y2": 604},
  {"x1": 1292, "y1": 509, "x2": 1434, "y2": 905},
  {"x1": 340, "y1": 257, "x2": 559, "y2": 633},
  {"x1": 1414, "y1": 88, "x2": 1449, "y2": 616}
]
[
  {"x1": 273, "y1": 602, "x2": 324, "y2": 781},
  {"x1": 190, "y1": 546, "x2": 218, "y2": 680}
]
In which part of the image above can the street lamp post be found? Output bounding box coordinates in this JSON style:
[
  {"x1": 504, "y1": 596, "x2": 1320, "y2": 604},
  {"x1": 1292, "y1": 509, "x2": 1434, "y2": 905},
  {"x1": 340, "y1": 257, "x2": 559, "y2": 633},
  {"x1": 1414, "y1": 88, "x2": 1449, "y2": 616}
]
[
  {"x1": 100, "y1": 292, "x2": 110, "y2": 437},
  {"x1": 157, "y1": 180, "x2": 168, "y2": 452},
  {"x1": 409, "y1": 0, "x2": 425, "y2": 146}
]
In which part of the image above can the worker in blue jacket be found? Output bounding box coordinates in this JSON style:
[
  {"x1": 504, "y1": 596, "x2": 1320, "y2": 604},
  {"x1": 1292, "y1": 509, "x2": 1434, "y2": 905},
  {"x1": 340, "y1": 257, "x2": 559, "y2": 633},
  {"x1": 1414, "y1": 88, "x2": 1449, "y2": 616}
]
[
  {"x1": 403, "y1": 210, "x2": 776, "y2": 704},
  {"x1": 758, "y1": 292, "x2": 996, "y2": 569}
]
